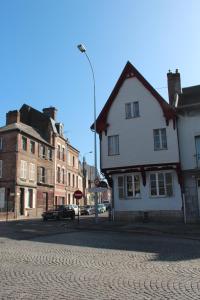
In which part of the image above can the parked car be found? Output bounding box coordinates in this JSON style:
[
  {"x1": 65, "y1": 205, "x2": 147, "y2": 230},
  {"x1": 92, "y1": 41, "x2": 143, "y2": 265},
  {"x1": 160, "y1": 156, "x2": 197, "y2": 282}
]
[
  {"x1": 97, "y1": 204, "x2": 106, "y2": 213},
  {"x1": 102, "y1": 200, "x2": 111, "y2": 210},
  {"x1": 67, "y1": 204, "x2": 79, "y2": 215},
  {"x1": 42, "y1": 205, "x2": 75, "y2": 221},
  {"x1": 80, "y1": 205, "x2": 95, "y2": 215}
]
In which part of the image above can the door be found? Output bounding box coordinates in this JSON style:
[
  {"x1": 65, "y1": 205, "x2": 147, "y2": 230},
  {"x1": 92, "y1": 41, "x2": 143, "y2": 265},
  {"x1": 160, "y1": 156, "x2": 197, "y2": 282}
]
[
  {"x1": 20, "y1": 188, "x2": 25, "y2": 215},
  {"x1": 195, "y1": 136, "x2": 200, "y2": 168},
  {"x1": 43, "y1": 192, "x2": 48, "y2": 211}
]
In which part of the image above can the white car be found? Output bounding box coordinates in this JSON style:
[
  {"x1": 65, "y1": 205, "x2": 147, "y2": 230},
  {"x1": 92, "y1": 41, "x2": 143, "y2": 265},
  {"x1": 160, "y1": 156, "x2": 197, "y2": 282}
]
[{"x1": 67, "y1": 204, "x2": 79, "y2": 215}]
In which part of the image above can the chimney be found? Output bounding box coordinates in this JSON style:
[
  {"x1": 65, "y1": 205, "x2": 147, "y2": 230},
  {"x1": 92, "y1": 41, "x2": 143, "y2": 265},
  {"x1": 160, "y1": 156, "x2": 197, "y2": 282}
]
[
  {"x1": 6, "y1": 110, "x2": 20, "y2": 125},
  {"x1": 167, "y1": 69, "x2": 181, "y2": 106},
  {"x1": 43, "y1": 107, "x2": 57, "y2": 120}
]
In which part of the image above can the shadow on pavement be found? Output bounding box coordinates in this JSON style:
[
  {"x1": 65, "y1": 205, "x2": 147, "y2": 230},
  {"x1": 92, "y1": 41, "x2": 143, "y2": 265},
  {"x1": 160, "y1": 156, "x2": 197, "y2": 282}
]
[{"x1": 1, "y1": 216, "x2": 200, "y2": 262}]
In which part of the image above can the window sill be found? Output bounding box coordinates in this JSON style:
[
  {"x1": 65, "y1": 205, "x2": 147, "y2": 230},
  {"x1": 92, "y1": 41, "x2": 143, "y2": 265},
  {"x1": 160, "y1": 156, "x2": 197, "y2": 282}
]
[
  {"x1": 154, "y1": 148, "x2": 168, "y2": 151},
  {"x1": 108, "y1": 153, "x2": 120, "y2": 156}
]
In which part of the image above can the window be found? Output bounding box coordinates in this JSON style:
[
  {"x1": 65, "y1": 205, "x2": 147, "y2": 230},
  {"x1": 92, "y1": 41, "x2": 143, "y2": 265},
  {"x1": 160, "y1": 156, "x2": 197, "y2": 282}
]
[
  {"x1": 62, "y1": 147, "x2": 65, "y2": 161},
  {"x1": 0, "y1": 137, "x2": 3, "y2": 150},
  {"x1": 118, "y1": 175, "x2": 141, "y2": 199},
  {"x1": 39, "y1": 167, "x2": 45, "y2": 183},
  {"x1": 62, "y1": 168, "x2": 65, "y2": 184},
  {"x1": 73, "y1": 156, "x2": 75, "y2": 167},
  {"x1": 68, "y1": 172, "x2": 71, "y2": 186},
  {"x1": 76, "y1": 175, "x2": 78, "y2": 188},
  {"x1": 153, "y1": 129, "x2": 167, "y2": 150},
  {"x1": 22, "y1": 136, "x2": 27, "y2": 151},
  {"x1": 0, "y1": 187, "x2": 5, "y2": 209},
  {"x1": 20, "y1": 160, "x2": 27, "y2": 179},
  {"x1": 57, "y1": 166, "x2": 61, "y2": 183},
  {"x1": 72, "y1": 174, "x2": 75, "y2": 187},
  {"x1": 47, "y1": 148, "x2": 52, "y2": 160},
  {"x1": 29, "y1": 163, "x2": 35, "y2": 181},
  {"x1": 125, "y1": 101, "x2": 140, "y2": 119},
  {"x1": 27, "y1": 189, "x2": 33, "y2": 208},
  {"x1": 0, "y1": 160, "x2": 2, "y2": 178},
  {"x1": 108, "y1": 135, "x2": 119, "y2": 156},
  {"x1": 68, "y1": 193, "x2": 71, "y2": 204},
  {"x1": 57, "y1": 145, "x2": 61, "y2": 160},
  {"x1": 40, "y1": 144, "x2": 46, "y2": 158},
  {"x1": 118, "y1": 176, "x2": 124, "y2": 199},
  {"x1": 150, "y1": 172, "x2": 173, "y2": 197},
  {"x1": 30, "y1": 141, "x2": 35, "y2": 154}
]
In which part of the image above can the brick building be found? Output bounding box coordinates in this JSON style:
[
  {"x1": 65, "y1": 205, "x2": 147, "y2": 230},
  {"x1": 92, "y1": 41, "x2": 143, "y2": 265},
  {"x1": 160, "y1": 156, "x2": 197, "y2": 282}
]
[{"x1": 0, "y1": 104, "x2": 81, "y2": 220}]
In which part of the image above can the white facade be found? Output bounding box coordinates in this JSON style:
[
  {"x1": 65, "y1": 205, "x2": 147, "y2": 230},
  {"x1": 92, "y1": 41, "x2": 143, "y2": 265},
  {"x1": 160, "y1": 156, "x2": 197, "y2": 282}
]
[
  {"x1": 98, "y1": 62, "x2": 182, "y2": 221},
  {"x1": 101, "y1": 77, "x2": 179, "y2": 169},
  {"x1": 178, "y1": 111, "x2": 200, "y2": 170}
]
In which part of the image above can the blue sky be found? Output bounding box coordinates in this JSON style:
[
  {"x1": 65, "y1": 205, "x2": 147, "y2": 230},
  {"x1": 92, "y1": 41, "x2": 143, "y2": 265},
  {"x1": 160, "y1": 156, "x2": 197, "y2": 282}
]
[{"x1": 0, "y1": 0, "x2": 200, "y2": 167}]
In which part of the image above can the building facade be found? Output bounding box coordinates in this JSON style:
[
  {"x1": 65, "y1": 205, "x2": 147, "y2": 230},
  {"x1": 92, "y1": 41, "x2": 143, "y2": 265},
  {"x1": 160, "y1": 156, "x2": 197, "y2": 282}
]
[
  {"x1": 167, "y1": 70, "x2": 200, "y2": 223},
  {"x1": 94, "y1": 62, "x2": 183, "y2": 222}
]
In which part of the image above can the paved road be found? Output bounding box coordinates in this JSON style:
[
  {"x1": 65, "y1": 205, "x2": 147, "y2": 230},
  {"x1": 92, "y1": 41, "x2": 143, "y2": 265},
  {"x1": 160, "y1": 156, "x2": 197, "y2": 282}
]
[{"x1": 0, "y1": 231, "x2": 200, "y2": 299}]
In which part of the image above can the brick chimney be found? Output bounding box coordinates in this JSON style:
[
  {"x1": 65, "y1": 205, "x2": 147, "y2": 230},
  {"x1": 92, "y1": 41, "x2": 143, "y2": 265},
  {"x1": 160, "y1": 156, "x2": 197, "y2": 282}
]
[
  {"x1": 6, "y1": 110, "x2": 20, "y2": 125},
  {"x1": 167, "y1": 69, "x2": 181, "y2": 106},
  {"x1": 43, "y1": 107, "x2": 57, "y2": 120}
]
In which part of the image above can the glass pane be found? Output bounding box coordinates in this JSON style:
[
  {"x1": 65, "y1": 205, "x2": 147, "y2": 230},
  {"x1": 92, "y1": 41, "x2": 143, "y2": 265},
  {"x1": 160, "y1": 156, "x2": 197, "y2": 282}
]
[
  {"x1": 154, "y1": 130, "x2": 160, "y2": 150},
  {"x1": 158, "y1": 173, "x2": 165, "y2": 195},
  {"x1": 125, "y1": 103, "x2": 132, "y2": 118},
  {"x1": 161, "y1": 129, "x2": 167, "y2": 149},
  {"x1": 134, "y1": 175, "x2": 140, "y2": 197},
  {"x1": 133, "y1": 102, "x2": 139, "y2": 117},
  {"x1": 118, "y1": 176, "x2": 124, "y2": 187},
  {"x1": 126, "y1": 176, "x2": 133, "y2": 197}
]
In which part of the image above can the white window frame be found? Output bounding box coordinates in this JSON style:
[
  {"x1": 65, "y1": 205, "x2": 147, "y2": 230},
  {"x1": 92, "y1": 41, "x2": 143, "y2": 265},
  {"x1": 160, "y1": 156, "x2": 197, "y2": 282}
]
[
  {"x1": 108, "y1": 135, "x2": 119, "y2": 156},
  {"x1": 0, "y1": 187, "x2": 5, "y2": 209},
  {"x1": 153, "y1": 128, "x2": 167, "y2": 150},
  {"x1": 20, "y1": 160, "x2": 27, "y2": 180},
  {"x1": 117, "y1": 174, "x2": 141, "y2": 199},
  {"x1": 125, "y1": 101, "x2": 140, "y2": 119},
  {"x1": 149, "y1": 172, "x2": 173, "y2": 197},
  {"x1": 0, "y1": 160, "x2": 2, "y2": 178}
]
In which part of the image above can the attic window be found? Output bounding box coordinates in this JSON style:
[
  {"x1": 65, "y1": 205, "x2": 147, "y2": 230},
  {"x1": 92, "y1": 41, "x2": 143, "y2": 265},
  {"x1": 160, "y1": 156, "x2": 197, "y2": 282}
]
[{"x1": 125, "y1": 102, "x2": 140, "y2": 119}]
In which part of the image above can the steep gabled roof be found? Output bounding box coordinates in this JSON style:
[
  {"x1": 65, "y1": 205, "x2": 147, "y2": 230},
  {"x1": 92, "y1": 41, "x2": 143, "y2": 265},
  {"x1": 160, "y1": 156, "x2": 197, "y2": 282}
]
[{"x1": 91, "y1": 61, "x2": 176, "y2": 133}]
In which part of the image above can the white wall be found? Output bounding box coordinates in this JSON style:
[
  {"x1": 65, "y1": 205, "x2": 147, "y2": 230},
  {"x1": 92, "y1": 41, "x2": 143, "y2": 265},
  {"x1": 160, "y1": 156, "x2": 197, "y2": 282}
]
[
  {"x1": 178, "y1": 111, "x2": 200, "y2": 170},
  {"x1": 113, "y1": 170, "x2": 182, "y2": 212},
  {"x1": 101, "y1": 77, "x2": 179, "y2": 169}
]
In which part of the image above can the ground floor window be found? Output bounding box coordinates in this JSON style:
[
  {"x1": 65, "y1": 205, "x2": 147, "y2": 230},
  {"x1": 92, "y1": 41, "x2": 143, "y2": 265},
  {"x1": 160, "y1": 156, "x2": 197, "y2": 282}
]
[
  {"x1": 27, "y1": 189, "x2": 33, "y2": 208},
  {"x1": 117, "y1": 174, "x2": 141, "y2": 199},
  {"x1": 0, "y1": 187, "x2": 5, "y2": 210},
  {"x1": 150, "y1": 172, "x2": 173, "y2": 197}
]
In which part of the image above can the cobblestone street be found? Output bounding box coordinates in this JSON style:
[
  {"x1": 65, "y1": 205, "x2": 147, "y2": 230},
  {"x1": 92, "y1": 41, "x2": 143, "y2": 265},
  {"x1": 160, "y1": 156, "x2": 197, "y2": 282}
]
[{"x1": 0, "y1": 230, "x2": 200, "y2": 300}]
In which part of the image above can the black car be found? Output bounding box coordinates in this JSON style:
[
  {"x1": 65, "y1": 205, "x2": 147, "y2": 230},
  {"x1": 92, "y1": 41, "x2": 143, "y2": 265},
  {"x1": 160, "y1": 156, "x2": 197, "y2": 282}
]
[{"x1": 42, "y1": 205, "x2": 75, "y2": 221}]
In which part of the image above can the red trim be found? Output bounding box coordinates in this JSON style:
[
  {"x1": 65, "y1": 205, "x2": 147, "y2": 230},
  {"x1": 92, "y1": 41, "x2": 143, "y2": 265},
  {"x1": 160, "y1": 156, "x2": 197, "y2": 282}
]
[{"x1": 91, "y1": 61, "x2": 176, "y2": 133}]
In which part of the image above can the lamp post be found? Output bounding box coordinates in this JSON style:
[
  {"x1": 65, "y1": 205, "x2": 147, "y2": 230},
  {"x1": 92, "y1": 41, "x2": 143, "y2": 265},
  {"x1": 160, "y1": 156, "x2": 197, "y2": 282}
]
[{"x1": 77, "y1": 44, "x2": 99, "y2": 223}]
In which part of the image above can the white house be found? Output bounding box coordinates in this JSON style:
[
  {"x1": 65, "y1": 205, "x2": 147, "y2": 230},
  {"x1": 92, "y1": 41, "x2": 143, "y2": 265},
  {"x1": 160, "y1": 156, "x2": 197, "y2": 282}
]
[
  {"x1": 93, "y1": 62, "x2": 183, "y2": 222},
  {"x1": 167, "y1": 70, "x2": 200, "y2": 222}
]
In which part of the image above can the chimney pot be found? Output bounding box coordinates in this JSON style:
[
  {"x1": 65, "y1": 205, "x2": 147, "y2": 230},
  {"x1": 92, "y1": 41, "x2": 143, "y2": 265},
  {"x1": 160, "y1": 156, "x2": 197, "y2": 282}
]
[{"x1": 167, "y1": 69, "x2": 181, "y2": 106}]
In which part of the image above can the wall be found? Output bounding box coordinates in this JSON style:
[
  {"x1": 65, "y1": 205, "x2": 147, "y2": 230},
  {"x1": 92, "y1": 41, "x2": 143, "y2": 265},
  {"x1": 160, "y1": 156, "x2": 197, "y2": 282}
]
[
  {"x1": 113, "y1": 170, "x2": 182, "y2": 212},
  {"x1": 178, "y1": 110, "x2": 200, "y2": 170},
  {"x1": 101, "y1": 77, "x2": 179, "y2": 169}
]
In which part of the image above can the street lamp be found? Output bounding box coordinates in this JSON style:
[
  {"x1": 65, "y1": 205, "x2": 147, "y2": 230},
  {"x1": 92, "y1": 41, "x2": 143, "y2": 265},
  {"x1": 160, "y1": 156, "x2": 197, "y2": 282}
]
[{"x1": 77, "y1": 43, "x2": 99, "y2": 223}]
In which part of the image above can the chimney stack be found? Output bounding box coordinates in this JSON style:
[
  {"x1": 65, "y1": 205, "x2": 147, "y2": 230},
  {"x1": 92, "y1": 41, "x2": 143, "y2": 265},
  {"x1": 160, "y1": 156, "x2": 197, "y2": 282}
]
[
  {"x1": 6, "y1": 110, "x2": 20, "y2": 125},
  {"x1": 43, "y1": 107, "x2": 57, "y2": 120},
  {"x1": 167, "y1": 69, "x2": 181, "y2": 106}
]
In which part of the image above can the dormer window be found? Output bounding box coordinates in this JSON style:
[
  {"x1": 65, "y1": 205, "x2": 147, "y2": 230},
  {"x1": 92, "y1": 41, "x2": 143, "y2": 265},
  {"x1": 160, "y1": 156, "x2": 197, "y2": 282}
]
[{"x1": 125, "y1": 101, "x2": 140, "y2": 119}]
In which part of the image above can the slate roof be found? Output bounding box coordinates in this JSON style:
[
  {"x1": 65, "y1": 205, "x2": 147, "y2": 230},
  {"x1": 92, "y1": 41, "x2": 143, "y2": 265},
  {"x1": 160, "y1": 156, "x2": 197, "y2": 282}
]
[
  {"x1": 0, "y1": 122, "x2": 52, "y2": 146},
  {"x1": 178, "y1": 85, "x2": 200, "y2": 106}
]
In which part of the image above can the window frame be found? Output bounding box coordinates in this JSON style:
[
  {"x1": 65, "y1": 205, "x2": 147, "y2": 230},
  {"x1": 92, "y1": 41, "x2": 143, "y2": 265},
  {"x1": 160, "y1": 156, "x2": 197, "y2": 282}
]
[
  {"x1": 117, "y1": 174, "x2": 141, "y2": 199},
  {"x1": 29, "y1": 163, "x2": 35, "y2": 181},
  {"x1": 0, "y1": 160, "x2": 2, "y2": 178},
  {"x1": 22, "y1": 136, "x2": 27, "y2": 151},
  {"x1": 0, "y1": 137, "x2": 3, "y2": 151},
  {"x1": 153, "y1": 128, "x2": 167, "y2": 151},
  {"x1": 20, "y1": 160, "x2": 27, "y2": 180},
  {"x1": 125, "y1": 101, "x2": 140, "y2": 119},
  {"x1": 149, "y1": 172, "x2": 173, "y2": 197},
  {"x1": 30, "y1": 141, "x2": 35, "y2": 154},
  {"x1": 108, "y1": 135, "x2": 119, "y2": 156}
]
